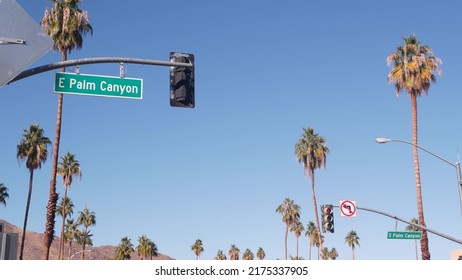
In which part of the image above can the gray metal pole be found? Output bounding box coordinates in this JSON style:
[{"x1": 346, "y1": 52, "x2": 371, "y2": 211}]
[
  {"x1": 383, "y1": 138, "x2": 462, "y2": 216},
  {"x1": 333, "y1": 205, "x2": 462, "y2": 245},
  {"x1": 7, "y1": 57, "x2": 193, "y2": 84}
]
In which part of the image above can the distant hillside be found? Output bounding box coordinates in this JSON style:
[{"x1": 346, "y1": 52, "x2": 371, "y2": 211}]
[{"x1": 0, "y1": 219, "x2": 174, "y2": 260}]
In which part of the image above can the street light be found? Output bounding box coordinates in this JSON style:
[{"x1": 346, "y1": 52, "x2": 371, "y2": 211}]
[
  {"x1": 375, "y1": 137, "x2": 462, "y2": 215},
  {"x1": 69, "y1": 249, "x2": 91, "y2": 260}
]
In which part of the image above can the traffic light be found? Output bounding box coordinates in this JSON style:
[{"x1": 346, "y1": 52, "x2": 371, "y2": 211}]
[
  {"x1": 170, "y1": 52, "x2": 195, "y2": 108},
  {"x1": 321, "y1": 204, "x2": 334, "y2": 233}
]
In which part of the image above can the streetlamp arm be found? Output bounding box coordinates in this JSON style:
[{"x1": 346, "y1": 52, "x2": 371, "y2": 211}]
[{"x1": 387, "y1": 139, "x2": 456, "y2": 168}]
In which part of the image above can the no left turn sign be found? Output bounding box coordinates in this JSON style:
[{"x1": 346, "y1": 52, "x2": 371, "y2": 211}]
[{"x1": 340, "y1": 200, "x2": 357, "y2": 217}]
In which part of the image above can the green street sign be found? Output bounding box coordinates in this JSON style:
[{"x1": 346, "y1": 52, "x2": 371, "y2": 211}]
[
  {"x1": 387, "y1": 231, "x2": 422, "y2": 240},
  {"x1": 54, "y1": 72, "x2": 143, "y2": 99}
]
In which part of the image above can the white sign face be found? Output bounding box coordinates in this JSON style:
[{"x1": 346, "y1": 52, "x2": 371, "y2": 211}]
[
  {"x1": 0, "y1": 0, "x2": 53, "y2": 87},
  {"x1": 340, "y1": 200, "x2": 357, "y2": 217}
]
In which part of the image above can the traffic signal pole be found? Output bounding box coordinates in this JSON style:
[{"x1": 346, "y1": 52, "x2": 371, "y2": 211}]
[
  {"x1": 7, "y1": 56, "x2": 193, "y2": 84},
  {"x1": 333, "y1": 205, "x2": 462, "y2": 245}
]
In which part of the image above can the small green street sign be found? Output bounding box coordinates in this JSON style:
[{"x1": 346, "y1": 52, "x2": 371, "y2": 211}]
[
  {"x1": 54, "y1": 72, "x2": 143, "y2": 99},
  {"x1": 387, "y1": 231, "x2": 422, "y2": 240}
]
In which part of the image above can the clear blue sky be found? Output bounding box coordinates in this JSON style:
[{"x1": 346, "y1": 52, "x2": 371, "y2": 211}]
[{"x1": 1, "y1": 0, "x2": 461, "y2": 260}]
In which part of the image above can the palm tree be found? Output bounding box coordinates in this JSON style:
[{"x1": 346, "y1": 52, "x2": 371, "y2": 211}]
[
  {"x1": 242, "y1": 249, "x2": 254, "y2": 260},
  {"x1": 191, "y1": 239, "x2": 204, "y2": 260},
  {"x1": 16, "y1": 123, "x2": 51, "y2": 260},
  {"x1": 256, "y1": 247, "x2": 265, "y2": 260},
  {"x1": 41, "y1": 0, "x2": 93, "y2": 260},
  {"x1": 214, "y1": 250, "x2": 227, "y2": 260},
  {"x1": 77, "y1": 207, "x2": 96, "y2": 260},
  {"x1": 329, "y1": 247, "x2": 338, "y2": 260},
  {"x1": 137, "y1": 235, "x2": 157, "y2": 260},
  {"x1": 345, "y1": 230, "x2": 360, "y2": 260},
  {"x1": 0, "y1": 183, "x2": 9, "y2": 207},
  {"x1": 387, "y1": 35, "x2": 441, "y2": 260},
  {"x1": 276, "y1": 197, "x2": 301, "y2": 260},
  {"x1": 295, "y1": 127, "x2": 329, "y2": 257},
  {"x1": 320, "y1": 247, "x2": 330, "y2": 260},
  {"x1": 115, "y1": 237, "x2": 134, "y2": 260},
  {"x1": 290, "y1": 220, "x2": 304, "y2": 259},
  {"x1": 57, "y1": 152, "x2": 81, "y2": 259},
  {"x1": 75, "y1": 228, "x2": 92, "y2": 259},
  {"x1": 305, "y1": 221, "x2": 316, "y2": 260},
  {"x1": 406, "y1": 218, "x2": 420, "y2": 260},
  {"x1": 228, "y1": 244, "x2": 240, "y2": 260},
  {"x1": 56, "y1": 196, "x2": 74, "y2": 259},
  {"x1": 64, "y1": 218, "x2": 78, "y2": 259},
  {"x1": 313, "y1": 230, "x2": 324, "y2": 260}
]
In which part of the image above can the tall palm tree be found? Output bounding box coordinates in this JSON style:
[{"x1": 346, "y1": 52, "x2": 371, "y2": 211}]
[
  {"x1": 57, "y1": 152, "x2": 81, "y2": 259},
  {"x1": 56, "y1": 196, "x2": 74, "y2": 259},
  {"x1": 320, "y1": 247, "x2": 330, "y2": 260},
  {"x1": 290, "y1": 220, "x2": 304, "y2": 259},
  {"x1": 41, "y1": 0, "x2": 93, "y2": 260},
  {"x1": 77, "y1": 207, "x2": 96, "y2": 259},
  {"x1": 345, "y1": 230, "x2": 360, "y2": 260},
  {"x1": 387, "y1": 35, "x2": 441, "y2": 260},
  {"x1": 242, "y1": 249, "x2": 254, "y2": 260},
  {"x1": 305, "y1": 221, "x2": 316, "y2": 260},
  {"x1": 228, "y1": 244, "x2": 240, "y2": 260},
  {"x1": 64, "y1": 218, "x2": 78, "y2": 259},
  {"x1": 0, "y1": 183, "x2": 9, "y2": 207},
  {"x1": 329, "y1": 247, "x2": 338, "y2": 260},
  {"x1": 115, "y1": 237, "x2": 134, "y2": 260},
  {"x1": 406, "y1": 218, "x2": 420, "y2": 260},
  {"x1": 256, "y1": 247, "x2": 265, "y2": 260},
  {"x1": 214, "y1": 250, "x2": 227, "y2": 260},
  {"x1": 16, "y1": 123, "x2": 51, "y2": 260},
  {"x1": 137, "y1": 235, "x2": 157, "y2": 260},
  {"x1": 295, "y1": 127, "x2": 329, "y2": 256},
  {"x1": 276, "y1": 197, "x2": 301, "y2": 260},
  {"x1": 312, "y1": 230, "x2": 324, "y2": 260},
  {"x1": 191, "y1": 239, "x2": 204, "y2": 260},
  {"x1": 75, "y1": 228, "x2": 93, "y2": 259}
]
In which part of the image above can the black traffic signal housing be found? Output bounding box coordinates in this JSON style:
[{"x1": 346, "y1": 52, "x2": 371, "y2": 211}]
[
  {"x1": 170, "y1": 52, "x2": 194, "y2": 108},
  {"x1": 321, "y1": 204, "x2": 334, "y2": 233}
]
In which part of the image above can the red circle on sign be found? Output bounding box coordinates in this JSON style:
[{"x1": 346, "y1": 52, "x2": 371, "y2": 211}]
[{"x1": 340, "y1": 200, "x2": 356, "y2": 217}]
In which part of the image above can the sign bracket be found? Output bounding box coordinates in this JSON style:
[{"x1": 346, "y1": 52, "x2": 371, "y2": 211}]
[{"x1": 0, "y1": 37, "x2": 26, "y2": 45}]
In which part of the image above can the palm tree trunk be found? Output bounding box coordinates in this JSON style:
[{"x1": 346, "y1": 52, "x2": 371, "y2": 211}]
[
  {"x1": 308, "y1": 241, "x2": 312, "y2": 260},
  {"x1": 352, "y1": 247, "x2": 355, "y2": 260},
  {"x1": 296, "y1": 236, "x2": 299, "y2": 258},
  {"x1": 19, "y1": 170, "x2": 34, "y2": 260},
  {"x1": 44, "y1": 52, "x2": 67, "y2": 260},
  {"x1": 58, "y1": 186, "x2": 69, "y2": 260},
  {"x1": 284, "y1": 223, "x2": 288, "y2": 260},
  {"x1": 410, "y1": 94, "x2": 430, "y2": 260},
  {"x1": 311, "y1": 172, "x2": 323, "y2": 258},
  {"x1": 68, "y1": 241, "x2": 73, "y2": 260}
]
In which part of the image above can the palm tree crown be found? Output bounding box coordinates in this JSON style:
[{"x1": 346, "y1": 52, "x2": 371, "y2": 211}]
[
  {"x1": 137, "y1": 235, "x2": 158, "y2": 260},
  {"x1": 0, "y1": 183, "x2": 9, "y2": 207},
  {"x1": 387, "y1": 34, "x2": 442, "y2": 98},
  {"x1": 115, "y1": 237, "x2": 134, "y2": 260},
  {"x1": 41, "y1": 0, "x2": 93, "y2": 54},
  {"x1": 17, "y1": 124, "x2": 51, "y2": 171}
]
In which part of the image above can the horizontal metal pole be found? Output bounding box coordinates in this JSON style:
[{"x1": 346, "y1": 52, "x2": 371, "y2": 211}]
[
  {"x1": 333, "y1": 205, "x2": 462, "y2": 245},
  {"x1": 7, "y1": 57, "x2": 193, "y2": 84}
]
